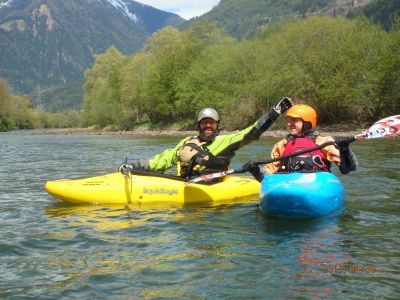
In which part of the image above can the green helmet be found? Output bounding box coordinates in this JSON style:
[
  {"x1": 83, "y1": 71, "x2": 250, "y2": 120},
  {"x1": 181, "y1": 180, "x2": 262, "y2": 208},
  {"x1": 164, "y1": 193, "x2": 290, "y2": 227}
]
[{"x1": 197, "y1": 108, "x2": 219, "y2": 122}]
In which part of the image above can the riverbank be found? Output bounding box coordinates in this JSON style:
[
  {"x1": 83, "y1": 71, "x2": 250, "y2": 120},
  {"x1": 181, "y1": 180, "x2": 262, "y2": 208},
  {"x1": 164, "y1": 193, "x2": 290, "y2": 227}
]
[{"x1": 44, "y1": 126, "x2": 361, "y2": 137}]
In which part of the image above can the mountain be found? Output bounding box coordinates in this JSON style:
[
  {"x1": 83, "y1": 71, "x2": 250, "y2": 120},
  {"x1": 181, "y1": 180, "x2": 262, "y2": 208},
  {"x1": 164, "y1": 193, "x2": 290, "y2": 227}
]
[
  {"x1": 349, "y1": 0, "x2": 400, "y2": 31},
  {"x1": 191, "y1": 0, "x2": 373, "y2": 39},
  {"x1": 0, "y1": 0, "x2": 184, "y2": 110}
]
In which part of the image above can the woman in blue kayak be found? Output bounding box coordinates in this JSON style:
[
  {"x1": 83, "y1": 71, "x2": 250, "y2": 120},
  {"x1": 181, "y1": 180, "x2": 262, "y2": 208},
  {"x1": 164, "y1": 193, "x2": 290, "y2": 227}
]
[
  {"x1": 244, "y1": 104, "x2": 358, "y2": 181},
  {"x1": 119, "y1": 97, "x2": 293, "y2": 180}
]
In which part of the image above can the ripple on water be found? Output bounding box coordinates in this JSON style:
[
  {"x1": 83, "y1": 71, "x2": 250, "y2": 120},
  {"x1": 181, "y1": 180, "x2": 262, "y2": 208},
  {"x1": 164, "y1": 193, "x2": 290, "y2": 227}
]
[{"x1": 0, "y1": 131, "x2": 399, "y2": 298}]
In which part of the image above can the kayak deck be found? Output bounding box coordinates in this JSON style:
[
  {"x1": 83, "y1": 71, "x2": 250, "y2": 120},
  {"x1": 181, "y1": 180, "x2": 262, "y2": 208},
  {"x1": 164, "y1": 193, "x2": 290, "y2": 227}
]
[
  {"x1": 259, "y1": 172, "x2": 345, "y2": 218},
  {"x1": 45, "y1": 172, "x2": 260, "y2": 205}
]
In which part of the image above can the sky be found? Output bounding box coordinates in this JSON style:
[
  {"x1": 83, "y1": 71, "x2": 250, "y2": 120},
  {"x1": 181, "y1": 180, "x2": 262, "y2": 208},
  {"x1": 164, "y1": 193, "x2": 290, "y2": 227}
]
[{"x1": 137, "y1": 0, "x2": 221, "y2": 20}]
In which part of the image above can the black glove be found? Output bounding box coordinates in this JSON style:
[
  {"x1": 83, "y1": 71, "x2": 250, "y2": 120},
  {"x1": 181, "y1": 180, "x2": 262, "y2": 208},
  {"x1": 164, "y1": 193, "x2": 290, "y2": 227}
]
[
  {"x1": 243, "y1": 160, "x2": 265, "y2": 182},
  {"x1": 132, "y1": 159, "x2": 150, "y2": 170},
  {"x1": 273, "y1": 97, "x2": 293, "y2": 115},
  {"x1": 242, "y1": 160, "x2": 260, "y2": 175},
  {"x1": 334, "y1": 136, "x2": 356, "y2": 150},
  {"x1": 335, "y1": 137, "x2": 358, "y2": 174}
]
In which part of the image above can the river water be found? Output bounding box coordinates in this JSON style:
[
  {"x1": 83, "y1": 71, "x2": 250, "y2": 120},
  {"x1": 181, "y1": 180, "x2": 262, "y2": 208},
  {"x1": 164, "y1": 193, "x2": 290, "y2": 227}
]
[{"x1": 0, "y1": 130, "x2": 399, "y2": 299}]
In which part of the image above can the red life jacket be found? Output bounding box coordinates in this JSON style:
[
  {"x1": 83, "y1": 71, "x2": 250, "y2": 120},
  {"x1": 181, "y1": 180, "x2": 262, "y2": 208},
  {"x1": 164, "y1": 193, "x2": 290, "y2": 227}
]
[{"x1": 278, "y1": 136, "x2": 330, "y2": 173}]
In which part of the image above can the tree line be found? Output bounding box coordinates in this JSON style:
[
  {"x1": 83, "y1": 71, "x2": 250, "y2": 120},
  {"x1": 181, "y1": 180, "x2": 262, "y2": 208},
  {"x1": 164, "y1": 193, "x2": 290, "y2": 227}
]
[
  {"x1": 2, "y1": 16, "x2": 399, "y2": 132},
  {"x1": 81, "y1": 16, "x2": 400, "y2": 130},
  {"x1": 0, "y1": 79, "x2": 80, "y2": 132}
]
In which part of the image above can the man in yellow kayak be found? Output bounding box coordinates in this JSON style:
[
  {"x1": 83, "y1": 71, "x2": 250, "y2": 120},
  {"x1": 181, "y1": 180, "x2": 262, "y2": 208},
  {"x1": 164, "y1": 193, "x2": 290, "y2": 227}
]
[
  {"x1": 119, "y1": 97, "x2": 293, "y2": 180},
  {"x1": 243, "y1": 104, "x2": 358, "y2": 181}
]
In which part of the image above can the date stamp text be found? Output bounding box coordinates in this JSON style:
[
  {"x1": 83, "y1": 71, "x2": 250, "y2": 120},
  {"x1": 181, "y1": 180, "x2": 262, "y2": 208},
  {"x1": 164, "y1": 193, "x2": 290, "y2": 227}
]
[{"x1": 320, "y1": 263, "x2": 376, "y2": 273}]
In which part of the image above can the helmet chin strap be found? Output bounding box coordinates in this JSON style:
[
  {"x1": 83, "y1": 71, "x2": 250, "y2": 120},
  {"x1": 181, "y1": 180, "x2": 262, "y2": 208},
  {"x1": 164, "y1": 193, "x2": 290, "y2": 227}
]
[{"x1": 302, "y1": 121, "x2": 312, "y2": 132}]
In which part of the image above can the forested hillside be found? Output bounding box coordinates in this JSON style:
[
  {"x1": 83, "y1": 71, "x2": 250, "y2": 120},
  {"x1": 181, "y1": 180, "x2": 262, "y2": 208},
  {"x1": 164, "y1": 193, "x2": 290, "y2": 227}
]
[
  {"x1": 2, "y1": 0, "x2": 399, "y2": 132},
  {"x1": 81, "y1": 17, "x2": 400, "y2": 130},
  {"x1": 188, "y1": 0, "x2": 372, "y2": 39},
  {"x1": 349, "y1": 0, "x2": 400, "y2": 31}
]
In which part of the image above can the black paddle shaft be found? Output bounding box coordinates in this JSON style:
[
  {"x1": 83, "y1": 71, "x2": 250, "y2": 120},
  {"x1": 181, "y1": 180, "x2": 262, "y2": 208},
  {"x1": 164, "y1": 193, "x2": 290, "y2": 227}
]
[{"x1": 234, "y1": 141, "x2": 336, "y2": 173}]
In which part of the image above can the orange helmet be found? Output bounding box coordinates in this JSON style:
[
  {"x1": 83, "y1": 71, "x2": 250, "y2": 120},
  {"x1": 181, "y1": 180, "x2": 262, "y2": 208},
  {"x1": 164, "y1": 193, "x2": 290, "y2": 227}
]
[{"x1": 286, "y1": 104, "x2": 317, "y2": 129}]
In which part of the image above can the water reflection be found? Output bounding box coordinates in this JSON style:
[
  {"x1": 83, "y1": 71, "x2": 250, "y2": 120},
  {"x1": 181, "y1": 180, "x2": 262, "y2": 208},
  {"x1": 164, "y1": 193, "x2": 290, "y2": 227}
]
[
  {"x1": 45, "y1": 196, "x2": 258, "y2": 232},
  {"x1": 1, "y1": 131, "x2": 399, "y2": 298},
  {"x1": 258, "y1": 214, "x2": 350, "y2": 297},
  {"x1": 45, "y1": 203, "x2": 181, "y2": 232}
]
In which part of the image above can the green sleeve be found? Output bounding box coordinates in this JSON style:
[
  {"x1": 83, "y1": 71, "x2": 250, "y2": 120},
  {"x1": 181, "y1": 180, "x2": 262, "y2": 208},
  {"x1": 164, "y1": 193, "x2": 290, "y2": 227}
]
[
  {"x1": 148, "y1": 136, "x2": 190, "y2": 171},
  {"x1": 207, "y1": 123, "x2": 257, "y2": 156},
  {"x1": 207, "y1": 109, "x2": 279, "y2": 156}
]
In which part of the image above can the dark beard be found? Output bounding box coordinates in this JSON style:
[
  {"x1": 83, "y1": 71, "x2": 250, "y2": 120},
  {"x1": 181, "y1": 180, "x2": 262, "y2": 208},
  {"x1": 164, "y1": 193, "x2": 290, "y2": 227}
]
[{"x1": 198, "y1": 129, "x2": 219, "y2": 142}]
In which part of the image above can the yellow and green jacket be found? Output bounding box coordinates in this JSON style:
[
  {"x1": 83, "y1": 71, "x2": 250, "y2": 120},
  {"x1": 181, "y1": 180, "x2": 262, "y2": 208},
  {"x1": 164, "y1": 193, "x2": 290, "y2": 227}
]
[{"x1": 148, "y1": 110, "x2": 280, "y2": 177}]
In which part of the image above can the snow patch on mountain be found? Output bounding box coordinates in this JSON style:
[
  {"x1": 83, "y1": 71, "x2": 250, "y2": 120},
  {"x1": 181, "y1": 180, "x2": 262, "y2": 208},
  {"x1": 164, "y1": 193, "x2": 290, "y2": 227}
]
[
  {"x1": 0, "y1": 0, "x2": 14, "y2": 9},
  {"x1": 104, "y1": 0, "x2": 138, "y2": 23}
]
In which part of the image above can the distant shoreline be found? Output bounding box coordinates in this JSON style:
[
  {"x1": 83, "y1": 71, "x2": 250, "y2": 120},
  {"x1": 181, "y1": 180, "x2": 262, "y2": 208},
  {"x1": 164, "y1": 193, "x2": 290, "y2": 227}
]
[{"x1": 43, "y1": 127, "x2": 361, "y2": 137}]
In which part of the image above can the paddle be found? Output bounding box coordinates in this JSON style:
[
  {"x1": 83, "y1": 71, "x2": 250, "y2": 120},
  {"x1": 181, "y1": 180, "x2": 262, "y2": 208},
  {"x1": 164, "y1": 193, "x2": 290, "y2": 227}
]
[
  {"x1": 187, "y1": 114, "x2": 400, "y2": 184},
  {"x1": 186, "y1": 142, "x2": 335, "y2": 184}
]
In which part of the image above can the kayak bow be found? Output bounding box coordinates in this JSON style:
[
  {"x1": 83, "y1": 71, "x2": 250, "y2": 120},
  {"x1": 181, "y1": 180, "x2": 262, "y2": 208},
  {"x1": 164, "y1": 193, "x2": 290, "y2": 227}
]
[{"x1": 259, "y1": 172, "x2": 345, "y2": 218}]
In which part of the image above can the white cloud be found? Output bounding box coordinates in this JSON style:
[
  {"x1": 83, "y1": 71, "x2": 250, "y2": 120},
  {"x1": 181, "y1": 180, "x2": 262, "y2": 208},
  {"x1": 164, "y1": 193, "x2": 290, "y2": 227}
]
[{"x1": 136, "y1": 0, "x2": 220, "y2": 20}]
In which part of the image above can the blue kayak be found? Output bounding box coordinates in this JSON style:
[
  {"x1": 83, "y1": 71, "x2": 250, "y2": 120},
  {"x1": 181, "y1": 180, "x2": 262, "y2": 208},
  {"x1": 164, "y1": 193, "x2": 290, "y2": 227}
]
[{"x1": 259, "y1": 172, "x2": 344, "y2": 218}]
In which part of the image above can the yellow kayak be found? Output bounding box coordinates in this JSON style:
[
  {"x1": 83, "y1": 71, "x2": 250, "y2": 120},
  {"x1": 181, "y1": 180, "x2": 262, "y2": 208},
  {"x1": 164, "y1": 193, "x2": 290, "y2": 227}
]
[{"x1": 45, "y1": 172, "x2": 260, "y2": 205}]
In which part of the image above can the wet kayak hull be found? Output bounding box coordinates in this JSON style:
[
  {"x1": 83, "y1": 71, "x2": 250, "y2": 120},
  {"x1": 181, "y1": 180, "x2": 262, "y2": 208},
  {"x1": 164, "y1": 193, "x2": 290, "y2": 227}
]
[
  {"x1": 259, "y1": 172, "x2": 345, "y2": 218},
  {"x1": 45, "y1": 172, "x2": 260, "y2": 206}
]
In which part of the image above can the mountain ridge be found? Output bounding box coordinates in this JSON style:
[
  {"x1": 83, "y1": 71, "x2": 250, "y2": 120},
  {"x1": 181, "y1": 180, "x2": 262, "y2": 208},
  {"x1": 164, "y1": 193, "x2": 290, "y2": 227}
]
[
  {"x1": 0, "y1": 0, "x2": 184, "y2": 110},
  {"x1": 1, "y1": 0, "x2": 395, "y2": 112}
]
